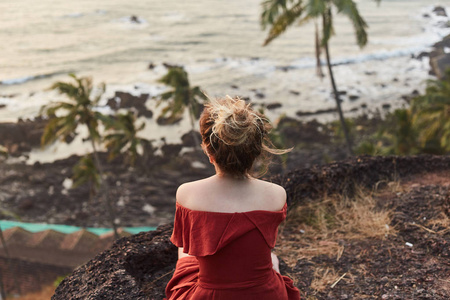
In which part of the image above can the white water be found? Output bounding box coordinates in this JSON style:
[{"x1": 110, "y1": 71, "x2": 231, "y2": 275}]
[{"x1": 1, "y1": 0, "x2": 450, "y2": 162}]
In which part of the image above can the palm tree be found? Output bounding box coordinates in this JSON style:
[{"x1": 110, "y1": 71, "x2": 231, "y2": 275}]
[
  {"x1": 40, "y1": 73, "x2": 105, "y2": 169},
  {"x1": 103, "y1": 110, "x2": 151, "y2": 166},
  {"x1": 40, "y1": 74, "x2": 119, "y2": 239},
  {"x1": 157, "y1": 66, "x2": 207, "y2": 148},
  {"x1": 411, "y1": 69, "x2": 450, "y2": 153},
  {"x1": 72, "y1": 155, "x2": 101, "y2": 201},
  {"x1": 383, "y1": 109, "x2": 418, "y2": 155},
  {"x1": 261, "y1": 0, "x2": 381, "y2": 155}
]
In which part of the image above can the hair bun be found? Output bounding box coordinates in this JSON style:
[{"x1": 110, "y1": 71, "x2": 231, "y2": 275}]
[{"x1": 209, "y1": 96, "x2": 264, "y2": 146}]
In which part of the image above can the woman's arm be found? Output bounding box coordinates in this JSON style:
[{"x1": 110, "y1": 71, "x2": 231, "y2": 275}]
[{"x1": 178, "y1": 247, "x2": 194, "y2": 259}]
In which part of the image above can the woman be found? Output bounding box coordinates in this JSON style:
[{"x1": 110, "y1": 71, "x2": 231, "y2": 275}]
[{"x1": 165, "y1": 96, "x2": 300, "y2": 299}]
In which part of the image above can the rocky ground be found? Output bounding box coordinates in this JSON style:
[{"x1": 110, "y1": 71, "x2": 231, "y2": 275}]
[
  {"x1": 0, "y1": 111, "x2": 355, "y2": 228},
  {"x1": 50, "y1": 155, "x2": 449, "y2": 300}
]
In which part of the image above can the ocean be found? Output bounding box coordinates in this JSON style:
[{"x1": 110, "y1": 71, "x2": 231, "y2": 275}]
[{"x1": 1, "y1": 0, "x2": 450, "y2": 162}]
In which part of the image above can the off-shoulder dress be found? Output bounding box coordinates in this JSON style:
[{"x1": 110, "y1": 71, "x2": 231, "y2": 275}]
[{"x1": 165, "y1": 202, "x2": 300, "y2": 300}]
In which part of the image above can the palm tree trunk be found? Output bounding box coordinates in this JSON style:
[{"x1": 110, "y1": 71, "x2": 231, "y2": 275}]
[
  {"x1": 315, "y1": 22, "x2": 324, "y2": 78},
  {"x1": 90, "y1": 138, "x2": 119, "y2": 240},
  {"x1": 324, "y1": 41, "x2": 353, "y2": 156},
  {"x1": 0, "y1": 226, "x2": 21, "y2": 296}
]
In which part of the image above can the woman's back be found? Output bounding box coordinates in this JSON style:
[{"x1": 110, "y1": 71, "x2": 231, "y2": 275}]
[{"x1": 176, "y1": 175, "x2": 287, "y2": 214}]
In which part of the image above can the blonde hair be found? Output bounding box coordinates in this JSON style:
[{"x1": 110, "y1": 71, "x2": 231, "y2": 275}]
[{"x1": 199, "y1": 96, "x2": 290, "y2": 177}]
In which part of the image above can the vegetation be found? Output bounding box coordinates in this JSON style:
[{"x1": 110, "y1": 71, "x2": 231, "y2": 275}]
[
  {"x1": 261, "y1": 0, "x2": 381, "y2": 156},
  {"x1": 356, "y1": 72, "x2": 450, "y2": 156},
  {"x1": 103, "y1": 111, "x2": 149, "y2": 167},
  {"x1": 157, "y1": 66, "x2": 207, "y2": 147},
  {"x1": 40, "y1": 74, "x2": 116, "y2": 237}
]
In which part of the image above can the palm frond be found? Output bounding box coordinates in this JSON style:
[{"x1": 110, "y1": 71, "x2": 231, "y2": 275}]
[
  {"x1": 72, "y1": 155, "x2": 100, "y2": 190},
  {"x1": 261, "y1": 0, "x2": 295, "y2": 29},
  {"x1": 306, "y1": 0, "x2": 326, "y2": 17},
  {"x1": 263, "y1": 2, "x2": 305, "y2": 46},
  {"x1": 332, "y1": 0, "x2": 368, "y2": 47}
]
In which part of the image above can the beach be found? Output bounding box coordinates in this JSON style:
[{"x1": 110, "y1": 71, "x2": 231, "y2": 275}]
[{"x1": 1, "y1": 1, "x2": 450, "y2": 130}]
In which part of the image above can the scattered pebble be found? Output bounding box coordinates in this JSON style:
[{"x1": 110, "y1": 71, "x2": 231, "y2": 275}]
[
  {"x1": 405, "y1": 242, "x2": 413, "y2": 247},
  {"x1": 62, "y1": 178, "x2": 73, "y2": 190},
  {"x1": 142, "y1": 204, "x2": 156, "y2": 215}
]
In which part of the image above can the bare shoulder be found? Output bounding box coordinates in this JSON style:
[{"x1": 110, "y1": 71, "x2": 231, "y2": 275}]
[
  {"x1": 254, "y1": 179, "x2": 287, "y2": 211},
  {"x1": 176, "y1": 177, "x2": 213, "y2": 208}
]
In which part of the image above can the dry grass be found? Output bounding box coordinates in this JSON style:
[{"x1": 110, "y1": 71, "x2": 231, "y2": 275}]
[
  {"x1": 427, "y1": 212, "x2": 450, "y2": 234},
  {"x1": 7, "y1": 285, "x2": 55, "y2": 300},
  {"x1": 277, "y1": 184, "x2": 396, "y2": 271}
]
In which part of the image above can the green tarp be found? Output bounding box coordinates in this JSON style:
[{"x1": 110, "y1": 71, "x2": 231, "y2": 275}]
[{"x1": 0, "y1": 220, "x2": 156, "y2": 236}]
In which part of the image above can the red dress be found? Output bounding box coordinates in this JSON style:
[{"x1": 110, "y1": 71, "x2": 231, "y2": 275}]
[{"x1": 165, "y1": 202, "x2": 300, "y2": 300}]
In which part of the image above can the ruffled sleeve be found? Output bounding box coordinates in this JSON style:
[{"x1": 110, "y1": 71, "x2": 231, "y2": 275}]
[{"x1": 170, "y1": 203, "x2": 287, "y2": 257}]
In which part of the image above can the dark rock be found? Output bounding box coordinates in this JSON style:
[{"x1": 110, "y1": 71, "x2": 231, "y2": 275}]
[
  {"x1": 163, "y1": 62, "x2": 183, "y2": 69},
  {"x1": 393, "y1": 78, "x2": 399, "y2": 82},
  {"x1": 181, "y1": 131, "x2": 201, "y2": 148},
  {"x1": 361, "y1": 103, "x2": 368, "y2": 109},
  {"x1": 255, "y1": 92, "x2": 265, "y2": 99},
  {"x1": 130, "y1": 15, "x2": 141, "y2": 23},
  {"x1": 148, "y1": 63, "x2": 156, "y2": 70},
  {"x1": 433, "y1": 6, "x2": 447, "y2": 17},
  {"x1": 0, "y1": 118, "x2": 47, "y2": 156},
  {"x1": 296, "y1": 108, "x2": 337, "y2": 117},
  {"x1": 106, "y1": 97, "x2": 119, "y2": 110},
  {"x1": 266, "y1": 103, "x2": 282, "y2": 110},
  {"x1": 0, "y1": 104, "x2": 6, "y2": 109},
  {"x1": 161, "y1": 143, "x2": 182, "y2": 158},
  {"x1": 115, "y1": 92, "x2": 148, "y2": 109},
  {"x1": 348, "y1": 95, "x2": 360, "y2": 101},
  {"x1": 156, "y1": 115, "x2": 183, "y2": 125},
  {"x1": 230, "y1": 85, "x2": 239, "y2": 89},
  {"x1": 365, "y1": 71, "x2": 376, "y2": 76},
  {"x1": 415, "y1": 52, "x2": 430, "y2": 60},
  {"x1": 107, "y1": 92, "x2": 153, "y2": 118},
  {"x1": 381, "y1": 103, "x2": 391, "y2": 110},
  {"x1": 277, "y1": 117, "x2": 330, "y2": 146},
  {"x1": 52, "y1": 224, "x2": 177, "y2": 300},
  {"x1": 272, "y1": 155, "x2": 450, "y2": 206},
  {"x1": 430, "y1": 53, "x2": 450, "y2": 79},
  {"x1": 349, "y1": 107, "x2": 359, "y2": 112},
  {"x1": 289, "y1": 90, "x2": 300, "y2": 96},
  {"x1": 139, "y1": 109, "x2": 153, "y2": 119},
  {"x1": 423, "y1": 13, "x2": 430, "y2": 18}
]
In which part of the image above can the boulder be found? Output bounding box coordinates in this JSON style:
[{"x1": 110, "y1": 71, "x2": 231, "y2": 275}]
[
  {"x1": 0, "y1": 118, "x2": 47, "y2": 156},
  {"x1": 181, "y1": 131, "x2": 201, "y2": 148},
  {"x1": 161, "y1": 143, "x2": 183, "y2": 158},
  {"x1": 266, "y1": 103, "x2": 282, "y2": 110},
  {"x1": 296, "y1": 108, "x2": 337, "y2": 117},
  {"x1": 430, "y1": 53, "x2": 450, "y2": 79},
  {"x1": 52, "y1": 224, "x2": 177, "y2": 300},
  {"x1": 51, "y1": 155, "x2": 450, "y2": 299},
  {"x1": 433, "y1": 6, "x2": 447, "y2": 17},
  {"x1": 107, "y1": 92, "x2": 153, "y2": 118}
]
